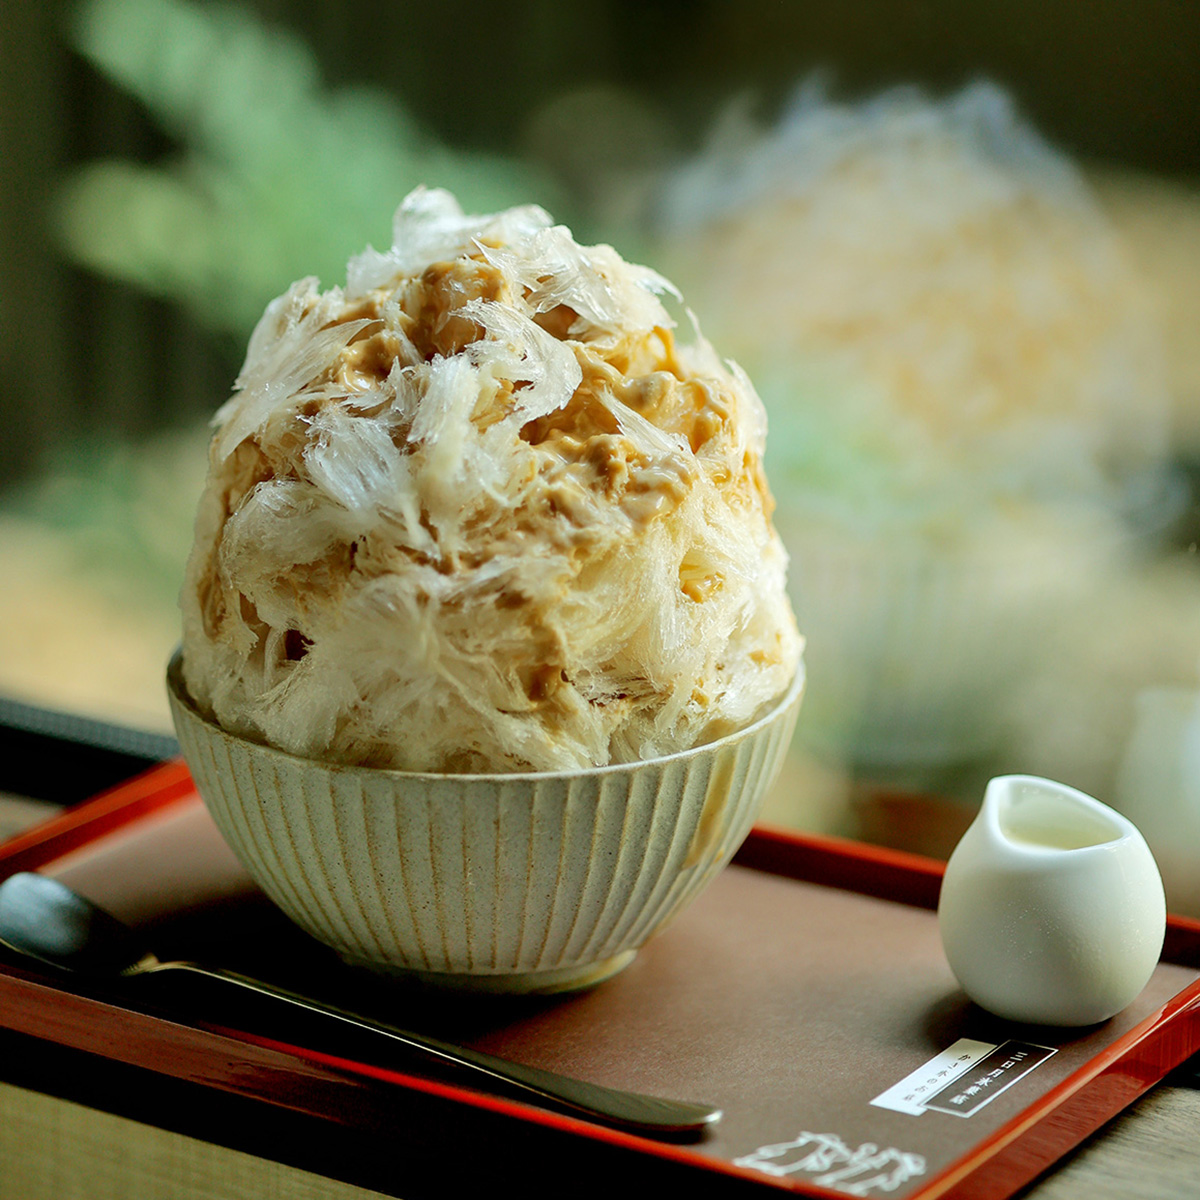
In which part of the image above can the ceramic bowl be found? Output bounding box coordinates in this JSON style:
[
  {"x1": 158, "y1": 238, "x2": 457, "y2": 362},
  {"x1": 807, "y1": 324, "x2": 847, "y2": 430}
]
[{"x1": 167, "y1": 653, "x2": 803, "y2": 993}]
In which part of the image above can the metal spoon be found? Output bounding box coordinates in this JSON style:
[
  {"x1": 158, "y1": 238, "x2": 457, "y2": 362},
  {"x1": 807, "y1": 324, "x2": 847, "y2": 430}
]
[{"x1": 0, "y1": 871, "x2": 720, "y2": 1137}]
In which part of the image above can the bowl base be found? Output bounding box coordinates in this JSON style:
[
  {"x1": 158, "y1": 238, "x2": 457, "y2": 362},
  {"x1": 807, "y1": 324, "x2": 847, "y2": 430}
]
[{"x1": 339, "y1": 949, "x2": 638, "y2": 995}]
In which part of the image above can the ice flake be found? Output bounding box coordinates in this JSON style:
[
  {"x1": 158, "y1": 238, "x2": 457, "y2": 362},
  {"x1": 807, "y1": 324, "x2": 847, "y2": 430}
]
[
  {"x1": 347, "y1": 187, "x2": 553, "y2": 295},
  {"x1": 460, "y1": 299, "x2": 582, "y2": 425},
  {"x1": 214, "y1": 278, "x2": 375, "y2": 460},
  {"x1": 303, "y1": 404, "x2": 407, "y2": 512}
]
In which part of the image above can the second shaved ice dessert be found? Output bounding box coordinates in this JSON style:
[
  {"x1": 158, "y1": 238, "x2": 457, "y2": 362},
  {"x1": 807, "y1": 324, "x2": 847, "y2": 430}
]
[
  {"x1": 180, "y1": 188, "x2": 802, "y2": 775},
  {"x1": 650, "y1": 82, "x2": 1175, "y2": 773}
]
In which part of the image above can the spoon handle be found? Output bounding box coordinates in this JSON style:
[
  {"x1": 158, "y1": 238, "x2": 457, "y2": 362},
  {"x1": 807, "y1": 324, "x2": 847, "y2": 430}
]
[{"x1": 141, "y1": 960, "x2": 720, "y2": 1136}]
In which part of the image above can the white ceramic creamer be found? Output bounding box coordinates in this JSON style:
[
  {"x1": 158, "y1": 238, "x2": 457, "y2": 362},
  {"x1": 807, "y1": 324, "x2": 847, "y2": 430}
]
[{"x1": 938, "y1": 774, "x2": 1165, "y2": 1026}]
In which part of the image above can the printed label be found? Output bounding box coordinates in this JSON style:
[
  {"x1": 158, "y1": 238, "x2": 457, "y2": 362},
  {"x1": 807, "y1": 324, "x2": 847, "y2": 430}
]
[
  {"x1": 734, "y1": 1131, "x2": 926, "y2": 1196},
  {"x1": 871, "y1": 1038, "x2": 1056, "y2": 1118},
  {"x1": 922, "y1": 1042, "x2": 1056, "y2": 1117}
]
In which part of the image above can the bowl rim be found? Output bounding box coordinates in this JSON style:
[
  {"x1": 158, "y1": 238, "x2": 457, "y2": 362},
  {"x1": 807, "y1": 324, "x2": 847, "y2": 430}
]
[{"x1": 167, "y1": 648, "x2": 804, "y2": 783}]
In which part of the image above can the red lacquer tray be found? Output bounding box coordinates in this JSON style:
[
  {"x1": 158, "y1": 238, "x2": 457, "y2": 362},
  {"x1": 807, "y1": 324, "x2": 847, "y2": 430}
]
[{"x1": 2, "y1": 761, "x2": 1199, "y2": 1200}]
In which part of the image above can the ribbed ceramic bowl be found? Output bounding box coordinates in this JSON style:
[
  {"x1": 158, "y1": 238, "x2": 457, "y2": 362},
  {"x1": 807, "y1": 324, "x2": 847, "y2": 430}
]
[{"x1": 167, "y1": 654, "x2": 803, "y2": 993}]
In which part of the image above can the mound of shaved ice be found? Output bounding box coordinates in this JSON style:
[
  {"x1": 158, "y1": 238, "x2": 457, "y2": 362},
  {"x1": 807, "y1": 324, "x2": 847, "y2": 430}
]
[
  {"x1": 180, "y1": 188, "x2": 802, "y2": 772},
  {"x1": 655, "y1": 82, "x2": 1171, "y2": 517}
]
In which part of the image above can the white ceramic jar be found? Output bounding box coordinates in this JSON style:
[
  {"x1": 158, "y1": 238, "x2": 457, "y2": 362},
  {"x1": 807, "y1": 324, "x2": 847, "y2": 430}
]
[
  {"x1": 1114, "y1": 685, "x2": 1200, "y2": 918},
  {"x1": 938, "y1": 774, "x2": 1166, "y2": 1026}
]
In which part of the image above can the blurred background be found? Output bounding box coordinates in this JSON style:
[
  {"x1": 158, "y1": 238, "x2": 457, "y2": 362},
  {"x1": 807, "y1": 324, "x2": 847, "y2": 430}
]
[{"x1": 3, "y1": 0, "x2": 1200, "y2": 900}]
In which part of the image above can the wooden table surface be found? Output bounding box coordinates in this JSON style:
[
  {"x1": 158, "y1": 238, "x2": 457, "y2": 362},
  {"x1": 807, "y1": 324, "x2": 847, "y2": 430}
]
[{"x1": 1023, "y1": 1083, "x2": 1198, "y2": 1199}]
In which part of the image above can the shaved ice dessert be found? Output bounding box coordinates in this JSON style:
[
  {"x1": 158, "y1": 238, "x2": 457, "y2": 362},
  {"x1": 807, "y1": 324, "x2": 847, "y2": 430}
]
[
  {"x1": 179, "y1": 187, "x2": 802, "y2": 775},
  {"x1": 655, "y1": 81, "x2": 1170, "y2": 517},
  {"x1": 649, "y1": 82, "x2": 1175, "y2": 773}
]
